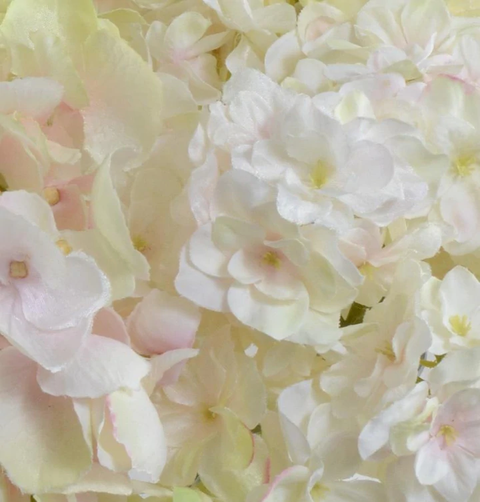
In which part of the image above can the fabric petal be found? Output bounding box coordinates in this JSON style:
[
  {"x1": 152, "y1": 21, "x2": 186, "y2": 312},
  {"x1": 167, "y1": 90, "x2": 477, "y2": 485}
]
[
  {"x1": 37, "y1": 335, "x2": 150, "y2": 398},
  {"x1": 128, "y1": 290, "x2": 201, "y2": 355},
  {"x1": 227, "y1": 284, "x2": 309, "y2": 340},
  {"x1": 106, "y1": 388, "x2": 167, "y2": 483},
  {"x1": 0, "y1": 348, "x2": 91, "y2": 493}
]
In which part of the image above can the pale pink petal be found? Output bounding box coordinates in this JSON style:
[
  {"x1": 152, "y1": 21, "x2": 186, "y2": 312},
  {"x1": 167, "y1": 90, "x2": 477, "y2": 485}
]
[
  {"x1": 415, "y1": 439, "x2": 449, "y2": 485},
  {"x1": 127, "y1": 290, "x2": 201, "y2": 355},
  {"x1": 48, "y1": 183, "x2": 88, "y2": 231},
  {"x1": 0, "y1": 347, "x2": 91, "y2": 493},
  {"x1": 93, "y1": 308, "x2": 130, "y2": 346},
  {"x1": 19, "y1": 252, "x2": 110, "y2": 331},
  {"x1": 5, "y1": 304, "x2": 92, "y2": 371}
]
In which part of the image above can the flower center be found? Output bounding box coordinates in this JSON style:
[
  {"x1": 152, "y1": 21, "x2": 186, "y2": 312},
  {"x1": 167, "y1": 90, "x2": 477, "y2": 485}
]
[
  {"x1": 262, "y1": 250, "x2": 281, "y2": 269},
  {"x1": 56, "y1": 239, "x2": 72, "y2": 255},
  {"x1": 454, "y1": 155, "x2": 476, "y2": 177},
  {"x1": 310, "y1": 483, "x2": 330, "y2": 500},
  {"x1": 204, "y1": 408, "x2": 218, "y2": 421},
  {"x1": 438, "y1": 424, "x2": 458, "y2": 447},
  {"x1": 43, "y1": 187, "x2": 60, "y2": 206},
  {"x1": 375, "y1": 342, "x2": 396, "y2": 362},
  {"x1": 9, "y1": 260, "x2": 28, "y2": 279},
  {"x1": 449, "y1": 315, "x2": 471, "y2": 337},
  {"x1": 132, "y1": 236, "x2": 148, "y2": 253},
  {"x1": 359, "y1": 262, "x2": 375, "y2": 280},
  {"x1": 309, "y1": 161, "x2": 329, "y2": 189}
]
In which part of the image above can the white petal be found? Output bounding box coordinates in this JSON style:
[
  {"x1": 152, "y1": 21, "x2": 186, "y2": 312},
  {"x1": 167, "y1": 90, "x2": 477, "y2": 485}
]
[
  {"x1": 188, "y1": 224, "x2": 231, "y2": 277},
  {"x1": 400, "y1": 0, "x2": 450, "y2": 49},
  {"x1": 19, "y1": 252, "x2": 110, "y2": 331},
  {"x1": 440, "y1": 266, "x2": 480, "y2": 318},
  {"x1": 228, "y1": 249, "x2": 265, "y2": 285},
  {"x1": 253, "y1": 3, "x2": 296, "y2": 33},
  {"x1": 175, "y1": 247, "x2": 230, "y2": 312},
  {"x1": 415, "y1": 439, "x2": 449, "y2": 485},
  {"x1": 265, "y1": 32, "x2": 302, "y2": 83},
  {"x1": 433, "y1": 448, "x2": 477, "y2": 502},
  {"x1": 106, "y1": 388, "x2": 166, "y2": 483},
  {"x1": 212, "y1": 170, "x2": 274, "y2": 220},
  {"x1": 428, "y1": 347, "x2": 480, "y2": 391},
  {"x1": 0, "y1": 77, "x2": 63, "y2": 120},
  {"x1": 91, "y1": 159, "x2": 149, "y2": 280},
  {"x1": 227, "y1": 284, "x2": 309, "y2": 340},
  {"x1": 37, "y1": 335, "x2": 150, "y2": 398},
  {"x1": 0, "y1": 190, "x2": 58, "y2": 236},
  {"x1": 164, "y1": 12, "x2": 211, "y2": 51},
  {"x1": 5, "y1": 305, "x2": 92, "y2": 372}
]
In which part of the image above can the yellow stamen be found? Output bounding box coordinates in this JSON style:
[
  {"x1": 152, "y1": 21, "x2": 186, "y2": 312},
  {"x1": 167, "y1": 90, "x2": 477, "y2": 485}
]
[
  {"x1": 310, "y1": 483, "x2": 330, "y2": 500},
  {"x1": 9, "y1": 260, "x2": 28, "y2": 279},
  {"x1": 43, "y1": 187, "x2": 60, "y2": 206},
  {"x1": 438, "y1": 424, "x2": 458, "y2": 447},
  {"x1": 375, "y1": 342, "x2": 396, "y2": 362},
  {"x1": 309, "y1": 161, "x2": 329, "y2": 189},
  {"x1": 359, "y1": 263, "x2": 375, "y2": 280},
  {"x1": 132, "y1": 236, "x2": 148, "y2": 253},
  {"x1": 449, "y1": 315, "x2": 471, "y2": 337},
  {"x1": 454, "y1": 155, "x2": 476, "y2": 177},
  {"x1": 262, "y1": 250, "x2": 281, "y2": 268},
  {"x1": 56, "y1": 239, "x2": 72, "y2": 255},
  {"x1": 204, "y1": 408, "x2": 218, "y2": 421}
]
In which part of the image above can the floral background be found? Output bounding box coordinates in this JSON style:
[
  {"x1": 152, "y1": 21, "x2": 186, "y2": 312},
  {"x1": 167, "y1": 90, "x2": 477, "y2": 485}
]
[{"x1": 1, "y1": 0, "x2": 480, "y2": 501}]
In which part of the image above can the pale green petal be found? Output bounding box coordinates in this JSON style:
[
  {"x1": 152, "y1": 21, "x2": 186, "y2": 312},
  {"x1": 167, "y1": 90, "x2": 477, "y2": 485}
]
[
  {"x1": 82, "y1": 29, "x2": 163, "y2": 169},
  {"x1": 1, "y1": 0, "x2": 97, "y2": 106}
]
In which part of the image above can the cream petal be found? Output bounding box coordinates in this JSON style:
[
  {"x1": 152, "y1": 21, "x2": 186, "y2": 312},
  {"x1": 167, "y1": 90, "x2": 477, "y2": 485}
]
[
  {"x1": 0, "y1": 348, "x2": 91, "y2": 493},
  {"x1": 227, "y1": 284, "x2": 309, "y2": 340}
]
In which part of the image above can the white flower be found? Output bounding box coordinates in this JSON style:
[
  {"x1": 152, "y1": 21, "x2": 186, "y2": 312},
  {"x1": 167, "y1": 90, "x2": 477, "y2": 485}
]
[
  {"x1": 355, "y1": 0, "x2": 457, "y2": 80},
  {"x1": 0, "y1": 192, "x2": 110, "y2": 371},
  {"x1": 274, "y1": 98, "x2": 428, "y2": 228},
  {"x1": 419, "y1": 76, "x2": 480, "y2": 254},
  {"x1": 146, "y1": 12, "x2": 231, "y2": 105},
  {"x1": 152, "y1": 330, "x2": 266, "y2": 486},
  {"x1": 248, "y1": 379, "x2": 385, "y2": 502},
  {"x1": 421, "y1": 266, "x2": 480, "y2": 354},
  {"x1": 321, "y1": 261, "x2": 431, "y2": 420},
  {"x1": 360, "y1": 383, "x2": 480, "y2": 501},
  {"x1": 207, "y1": 68, "x2": 296, "y2": 163},
  {"x1": 340, "y1": 220, "x2": 443, "y2": 306},
  {"x1": 176, "y1": 170, "x2": 361, "y2": 340}
]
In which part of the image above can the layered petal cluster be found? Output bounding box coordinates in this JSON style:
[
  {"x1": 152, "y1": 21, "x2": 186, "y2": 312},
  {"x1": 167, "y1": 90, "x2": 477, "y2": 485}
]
[{"x1": 5, "y1": 0, "x2": 480, "y2": 501}]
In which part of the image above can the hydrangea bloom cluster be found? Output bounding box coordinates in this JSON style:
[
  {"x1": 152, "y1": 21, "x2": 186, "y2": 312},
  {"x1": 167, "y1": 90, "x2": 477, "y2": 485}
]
[{"x1": 3, "y1": 0, "x2": 480, "y2": 501}]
